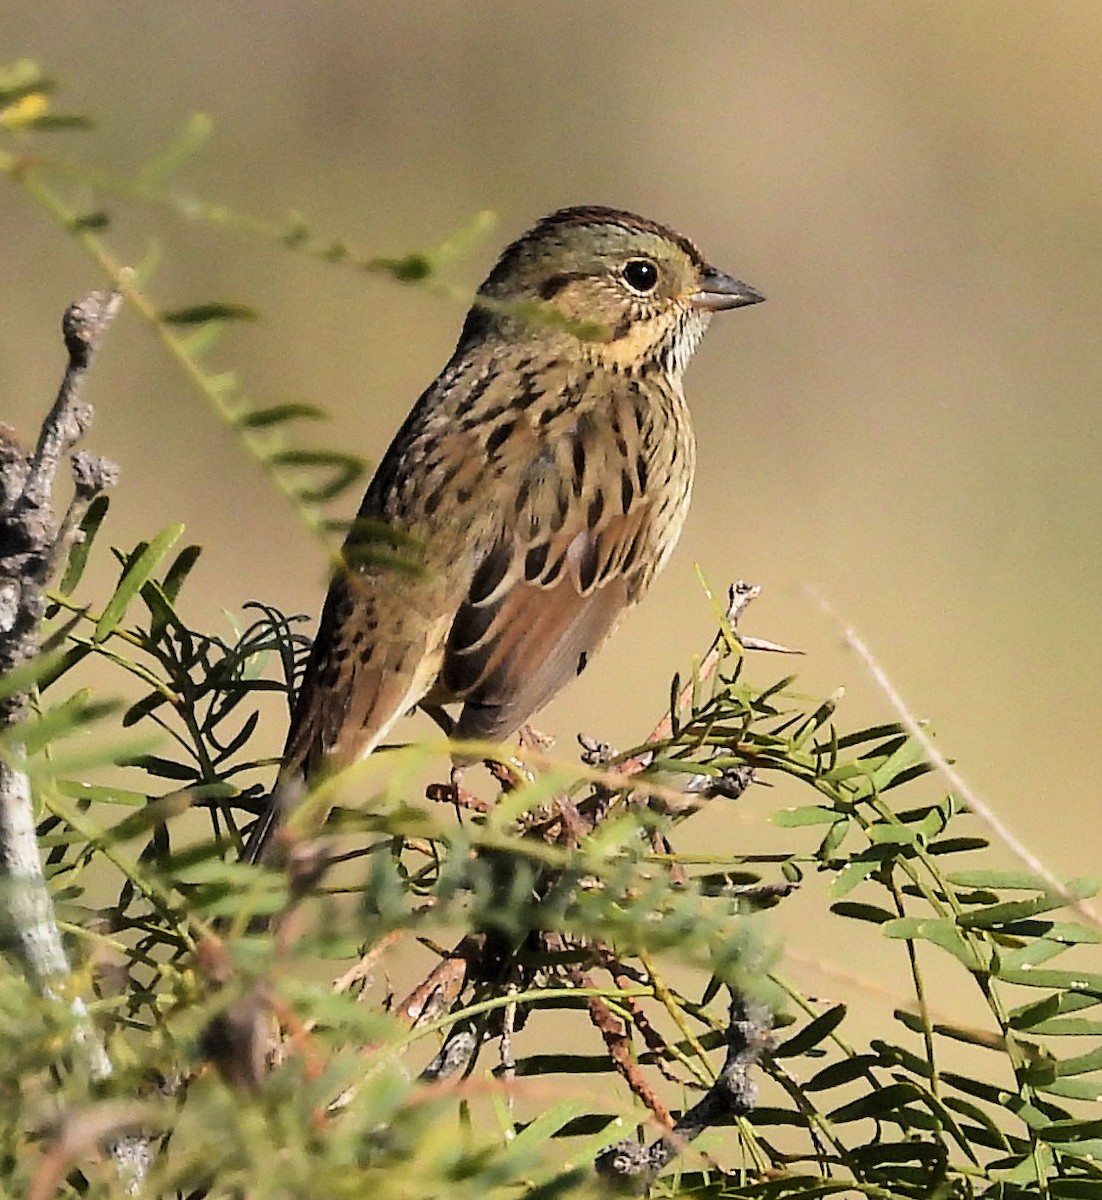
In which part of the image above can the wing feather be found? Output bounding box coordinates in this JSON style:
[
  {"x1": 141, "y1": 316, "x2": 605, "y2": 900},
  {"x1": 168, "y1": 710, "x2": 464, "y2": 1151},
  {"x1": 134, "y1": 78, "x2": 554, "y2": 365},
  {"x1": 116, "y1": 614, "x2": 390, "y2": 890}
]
[{"x1": 443, "y1": 492, "x2": 656, "y2": 742}]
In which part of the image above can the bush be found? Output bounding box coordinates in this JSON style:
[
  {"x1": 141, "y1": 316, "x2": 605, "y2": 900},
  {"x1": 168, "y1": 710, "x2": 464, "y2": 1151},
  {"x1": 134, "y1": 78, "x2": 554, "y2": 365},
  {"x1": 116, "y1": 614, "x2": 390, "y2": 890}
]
[{"x1": 2, "y1": 62, "x2": 1100, "y2": 1198}]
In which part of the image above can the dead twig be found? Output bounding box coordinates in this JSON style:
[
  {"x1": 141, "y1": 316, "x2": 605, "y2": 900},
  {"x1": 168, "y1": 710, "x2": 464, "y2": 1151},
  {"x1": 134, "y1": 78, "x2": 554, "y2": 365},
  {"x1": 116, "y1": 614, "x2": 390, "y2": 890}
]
[
  {"x1": 594, "y1": 990, "x2": 773, "y2": 1193},
  {"x1": 0, "y1": 290, "x2": 146, "y2": 1191}
]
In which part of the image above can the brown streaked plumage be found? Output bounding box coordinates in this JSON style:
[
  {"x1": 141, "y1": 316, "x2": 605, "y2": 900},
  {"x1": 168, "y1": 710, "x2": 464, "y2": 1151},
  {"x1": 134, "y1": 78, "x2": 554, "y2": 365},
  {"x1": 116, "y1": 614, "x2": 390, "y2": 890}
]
[{"x1": 243, "y1": 206, "x2": 763, "y2": 863}]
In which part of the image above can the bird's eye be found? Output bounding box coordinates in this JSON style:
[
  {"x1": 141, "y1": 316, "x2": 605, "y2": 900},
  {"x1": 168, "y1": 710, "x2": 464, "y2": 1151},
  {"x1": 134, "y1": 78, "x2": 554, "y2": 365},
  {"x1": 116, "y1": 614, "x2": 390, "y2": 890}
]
[{"x1": 621, "y1": 258, "x2": 660, "y2": 294}]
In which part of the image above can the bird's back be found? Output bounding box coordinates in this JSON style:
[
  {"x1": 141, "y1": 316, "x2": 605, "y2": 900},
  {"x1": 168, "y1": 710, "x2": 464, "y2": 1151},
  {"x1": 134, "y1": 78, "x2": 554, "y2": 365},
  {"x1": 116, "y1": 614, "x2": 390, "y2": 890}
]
[{"x1": 282, "y1": 343, "x2": 694, "y2": 777}]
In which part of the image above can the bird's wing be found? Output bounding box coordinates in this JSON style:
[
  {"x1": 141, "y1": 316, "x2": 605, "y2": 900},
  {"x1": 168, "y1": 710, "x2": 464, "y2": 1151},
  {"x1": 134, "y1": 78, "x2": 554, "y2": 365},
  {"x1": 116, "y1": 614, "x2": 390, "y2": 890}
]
[
  {"x1": 442, "y1": 410, "x2": 664, "y2": 743},
  {"x1": 242, "y1": 571, "x2": 451, "y2": 864},
  {"x1": 282, "y1": 571, "x2": 452, "y2": 777}
]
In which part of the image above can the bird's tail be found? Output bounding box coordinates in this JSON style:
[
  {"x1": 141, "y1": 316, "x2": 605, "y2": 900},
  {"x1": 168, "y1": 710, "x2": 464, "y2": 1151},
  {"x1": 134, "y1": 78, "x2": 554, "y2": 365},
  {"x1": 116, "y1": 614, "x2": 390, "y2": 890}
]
[{"x1": 240, "y1": 773, "x2": 304, "y2": 865}]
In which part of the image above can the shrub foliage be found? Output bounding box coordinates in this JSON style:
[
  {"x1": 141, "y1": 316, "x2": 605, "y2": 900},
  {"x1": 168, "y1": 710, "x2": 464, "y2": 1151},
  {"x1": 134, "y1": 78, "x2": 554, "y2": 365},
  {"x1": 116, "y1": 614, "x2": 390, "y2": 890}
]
[{"x1": 2, "y1": 61, "x2": 1100, "y2": 1199}]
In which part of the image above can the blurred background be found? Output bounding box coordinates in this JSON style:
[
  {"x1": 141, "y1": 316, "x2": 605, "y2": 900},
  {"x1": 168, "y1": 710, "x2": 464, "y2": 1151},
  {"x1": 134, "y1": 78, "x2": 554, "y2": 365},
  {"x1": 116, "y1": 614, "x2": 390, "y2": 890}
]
[{"x1": 4, "y1": 1, "x2": 1100, "y2": 1064}]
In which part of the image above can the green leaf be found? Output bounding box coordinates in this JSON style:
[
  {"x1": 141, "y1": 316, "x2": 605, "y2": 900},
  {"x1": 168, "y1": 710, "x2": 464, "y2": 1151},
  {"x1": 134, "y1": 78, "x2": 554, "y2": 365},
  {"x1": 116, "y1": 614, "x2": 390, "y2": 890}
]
[
  {"x1": 120, "y1": 754, "x2": 199, "y2": 782},
  {"x1": 772, "y1": 804, "x2": 841, "y2": 827},
  {"x1": 234, "y1": 403, "x2": 326, "y2": 429},
  {"x1": 169, "y1": 857, "x2": 275, "y2": 888},
  {"x1": 21, "y1": 647, "x2": 102, "y2": 709},
  {"x1": 211, "y1": 710, "x2": 260, "y2": 763},
  {"x1": 69, "y1": 210, "x2": 110, "y2": 231},
  {"x1": 0, "y1": 647, "x2": 76, "y2": 700},
  {"x1": 501, "y1": 1099, "x2": 588, "y2": 1164},
  {"x1": 957, "y1": 881, "x2": 1099, "y2": 930},
  {"x1": 1048, "y1": 1173, "x2": 1102, "y2": 1195},
  {"x1": 996, "y1": 966, "x2": 1102, "y2": 993},
  {"x1": 870, "y1": 1038, "x2": 935, "y2": 1080},
  {"x1": 773, "y1": 1004, "x2": 846, "y2": 1058},
  {"x1": 942, "y1": 1094, "x2": 1011, "y2": 1150},
  {"x1": 369, "y1": 252, "x2": 433, "y2": 282},
  {"x1": 1041, "y1": 922, "x2": 1102, "y2": 945},
  {"x1": 997, "y1": 938, "x2": 1073, "y2": 974},
  {"x1": 848, "y1": 1140, "x2": 950, "y2": 1177},
  {"x1": 270, "y1": 448, "x2": 366, "y2": 502},
  {"x1": 1044, "y1": 1079, "x2": 1102, "y2": 1101},
  {"x1": 831, "y1": 858, "x2": 879, "y2": 897},
  {"x1": 803, "y1": 1054, "x2": 880, "y2": 1092},
  {"x1": 139, "y1": 110, "x2": 213, "y2": 185},
  {"x1": 1020, "y1": 1050, "x2": 1059, "y2": 1089},
  {"x1": 513, "y1": 1054, "x2": 616, "y2": 1077},
  {"x1": 176, "y1": 320, "x2": 227, "y2": 357},
  {"x1": 831, "y1": 722, "x2": 906, "y2": 749},
  {"x1": 990, "y1": 1142, "x2": 1054, "y2": 1185},
  {"x1": 0, "y1": 76, "x2": 56, "y2": 108},
  {"x1": 817, "y1": 817, "x2": 851, "y2": 859},
  {"x1": 159, "y1": 303, "x2": 258, "y2": 325},
  {"x1": 928, "y1": 836, "x2": 989, "y2": 855},
  {"x1": 58, "y1": 493, "x2": 110, "y2": 595},
  {"x1": 827, "y1": 1080, "x2": 922, "y2": 1123},
  {"x1": 161, "y1": 544, "x2": 203, "y2": 603},
  {"x1": 140, "y1": 579, "x2": 183, "y2": 645},
  {"x1": 29, "y1": 113, "x2": 94, "y2": 131},
  {"x1": 948, "y1": 869, "x2": 1063, "y2": 890},
  {"x1": 866, "y1": 736, "x2": 927, "y2": 791},
  {"x1": 867, "y1": 823, "x2": 919, "y2": 846},
  {"x1": 883, "y1": 921, "x2": 989, "y2": 969},
  {"x1": 1014, "y1": 993, "x2": 1102, "y2": 1026},
  {"x1": 101, "y1": 793, "x2": 194, "y2": 842},
  {"x1": 55, "y1": 779, "x2": 150, "y2": 807},
  {"x1": 1036, "y1": 1117, "x2": 1102, "y2": 1144},
  {"x1": 15, "y1": 693, "x2": 119, "y2": 755},
  {"x1": 996, "y1": 920, "x2": 1102, "y2": 948},
  {"x1": 1010, "y1": 992, "x2": 1064, "y2": 1030},
  {"x1": 754, "y1": 674, "x2": 797, "y2": 708},
  {"x1": 1026, "y1": 1018, "x2": 1102, "y2": 1036},
  {"x1": 1053, "y1": 1044, "x2": 1102, "y2": 1077},
  {"x1": 744, "y1": 1106, "x2": 811, "y2": 1127},
  {"x1": 791, "y1": 693, "x2": 840, "y2": 748},
  {"x1": 95, "y1": 525, "x2": 184, "y2": 641},
  {"x1": 941, "y1": 1071, "x2": 1012, "y2": 1107},
  {"x1": 830, "y1": 901, "x2": 895, "y2": 924},
  {"x1": 123, "y1": 689, "x2": 174, "y2": 727}
]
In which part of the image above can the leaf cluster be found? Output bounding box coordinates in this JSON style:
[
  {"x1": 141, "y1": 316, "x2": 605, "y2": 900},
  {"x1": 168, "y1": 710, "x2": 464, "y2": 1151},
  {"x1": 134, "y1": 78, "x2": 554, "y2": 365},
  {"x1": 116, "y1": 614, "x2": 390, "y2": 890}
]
[{"x1": 7, "y1": 517, "x2": 1100, "y2": 1198}]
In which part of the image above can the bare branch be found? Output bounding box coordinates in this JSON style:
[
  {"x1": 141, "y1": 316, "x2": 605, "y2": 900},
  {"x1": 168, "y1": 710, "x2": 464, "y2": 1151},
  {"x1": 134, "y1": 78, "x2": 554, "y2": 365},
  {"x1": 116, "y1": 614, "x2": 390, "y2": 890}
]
[
  {"x1": 622, "y1": 580, "x2": 780, "y2": 773},
  {"x1": 594, "y1": 990, "x2": 773, "y2": 1193},
  {"x1": 22, "y1": 290, "x2": 122, "y2": 510},
  {"x1": 0, "y1": 289, "x2": 144, "y2": 1190}
]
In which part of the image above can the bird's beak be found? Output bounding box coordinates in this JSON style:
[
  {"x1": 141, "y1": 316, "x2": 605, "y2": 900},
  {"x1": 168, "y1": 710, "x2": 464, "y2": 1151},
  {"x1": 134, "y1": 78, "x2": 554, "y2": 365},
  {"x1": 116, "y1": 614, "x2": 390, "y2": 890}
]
[{"x1": 690, "y1": 267, "x2": 765, "y2": 311}]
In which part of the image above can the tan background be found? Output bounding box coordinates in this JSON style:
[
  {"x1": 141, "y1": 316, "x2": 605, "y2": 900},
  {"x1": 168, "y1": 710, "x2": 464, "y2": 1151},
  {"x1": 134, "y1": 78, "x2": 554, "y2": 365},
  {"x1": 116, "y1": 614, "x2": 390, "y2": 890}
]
[{"x1": 4, "y1": 3, "x2": 1101, "y2": 1052}]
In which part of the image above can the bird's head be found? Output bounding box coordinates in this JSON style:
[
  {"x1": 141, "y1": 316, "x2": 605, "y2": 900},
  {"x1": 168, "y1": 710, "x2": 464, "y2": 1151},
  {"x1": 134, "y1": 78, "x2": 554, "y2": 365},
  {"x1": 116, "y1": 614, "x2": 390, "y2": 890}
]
[{"x1": 467, "y1": 206, "x2": 763, "y2": 378}]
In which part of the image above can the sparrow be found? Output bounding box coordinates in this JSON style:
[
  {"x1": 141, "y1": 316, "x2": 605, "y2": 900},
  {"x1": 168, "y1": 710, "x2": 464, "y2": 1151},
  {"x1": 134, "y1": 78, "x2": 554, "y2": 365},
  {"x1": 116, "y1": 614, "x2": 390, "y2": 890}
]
[{"x1": 243, "y1": 206, "x2": 763, "y2": 863}]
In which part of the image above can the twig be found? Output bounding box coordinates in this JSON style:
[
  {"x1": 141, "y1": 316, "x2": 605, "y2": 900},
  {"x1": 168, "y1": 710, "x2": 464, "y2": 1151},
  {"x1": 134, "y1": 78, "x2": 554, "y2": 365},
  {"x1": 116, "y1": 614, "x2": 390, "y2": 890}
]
[
  {"x1": 392, "y1": 933, "x2": 484, "y2": 1031},
  {"x1": 0, "y1": 290, "x2": 122, "y2": 710},
  {"x1": 619, "y1": 580, "x2": 796, "y2": 778},
  {"x1": 420, "y1": 1025, "x2": 480, "y2": 1082},
  {"x1": 545, "y1": 931, "x2": 675, "y2": 1130},
  {"x1": 0, "y1": 290, "x2": 146, "y2": 1190},
  {"x1": 499, "y1": 981, "x2": 518, "y2": 1121},
  {"x1": 594, "y1": 990, "x2": 772, "y2": 1193},
  {"x1": 594, "y1": 947, "x2": 691, "y2": 1087},
  {"x1": 621, "y1": 582, "x2": 757, "y2": 772},
  {"x1": 331, "y1": 928, "x2": 405, "y2": 995},
  {"x1": 809, "y1": 587, "x2": 1102, "y2": 931}
]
